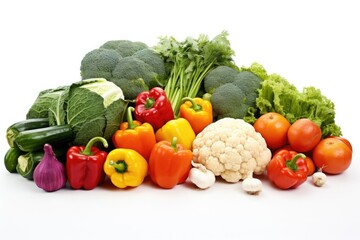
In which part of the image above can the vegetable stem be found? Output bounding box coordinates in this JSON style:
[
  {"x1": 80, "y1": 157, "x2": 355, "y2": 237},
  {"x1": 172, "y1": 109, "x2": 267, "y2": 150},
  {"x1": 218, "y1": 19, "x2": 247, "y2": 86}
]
[
  {"x1": 126, "y1": 107, "x2": 137, "y2": 129},
  {"x1": 145, "y1": 98, "x2": 155, "y2": 109},
  {"x1": 286, "y1": 153, "x2": 306, "y2": 171},
  {"x1": 155, "y1": 31, "x2": 235, "y2": 117},
  {"x1": 171, "y1": 137, "x2": 178, "y2": 152},
  {"x1": 110, "y1": 160, "x2": 128, "y2": 173},
  {"x1": 182, "y1": 97, "x2": 202, "y2": 112},
  {"x1": 81, "y1": 137, "x2": 108, "y2": 156}
]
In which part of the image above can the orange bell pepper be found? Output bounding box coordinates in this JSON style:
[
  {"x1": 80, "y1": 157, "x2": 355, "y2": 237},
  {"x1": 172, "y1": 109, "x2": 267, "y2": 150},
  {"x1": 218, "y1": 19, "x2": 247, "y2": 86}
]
[
  {"x1": 180, "y1": 97, "x2": 213, "y2": 134},
  {"x1": 112, "y1": 107, "x2": 156, "y2": 161},
  {"x1": 149, "y1": 137, "x2": 192, "y2": 189}
]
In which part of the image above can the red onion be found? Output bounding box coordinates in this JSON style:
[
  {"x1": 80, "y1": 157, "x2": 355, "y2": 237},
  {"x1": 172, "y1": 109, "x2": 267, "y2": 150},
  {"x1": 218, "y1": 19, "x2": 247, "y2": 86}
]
[{"x1": 33, "y1": 144, "x2": 66, "y2": 192}]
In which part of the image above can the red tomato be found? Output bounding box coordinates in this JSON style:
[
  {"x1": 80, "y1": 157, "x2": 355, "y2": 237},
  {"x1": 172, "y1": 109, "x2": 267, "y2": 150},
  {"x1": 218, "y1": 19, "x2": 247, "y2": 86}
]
[
  {"x1": 329, "y1": 136, "x2": 353, "y2": 152},
  {"x1": 287, "y1": 118, "x2": 322, "y2": 152},
  {"x1": 312, "y1": 137, "x2": 352, "y2": 174},
  {"x1": 254, "y1": 112, "x2": 291, "y2": 150},
  {"x1": 305, "y1": 156, "x2": 316, "y2": 176}
]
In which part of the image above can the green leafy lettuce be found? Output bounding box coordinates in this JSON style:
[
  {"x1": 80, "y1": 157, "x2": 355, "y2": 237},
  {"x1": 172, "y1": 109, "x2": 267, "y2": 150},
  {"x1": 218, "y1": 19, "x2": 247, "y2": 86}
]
[{"x1": 253, "y1": 73, "x2": 342, "y2": 138}]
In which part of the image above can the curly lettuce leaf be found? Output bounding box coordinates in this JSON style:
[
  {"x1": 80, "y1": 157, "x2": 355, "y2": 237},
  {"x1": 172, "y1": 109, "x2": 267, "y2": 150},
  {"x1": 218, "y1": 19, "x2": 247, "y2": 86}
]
[{"x1": 256, "y1": 73, "x2": 342, "y2": 137}]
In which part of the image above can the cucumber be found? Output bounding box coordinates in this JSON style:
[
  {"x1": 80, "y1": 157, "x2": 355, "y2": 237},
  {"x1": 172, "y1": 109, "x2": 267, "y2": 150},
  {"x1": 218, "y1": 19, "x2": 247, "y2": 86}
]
[
  {"x1": 6, "y1": 118, "x2": 49, "y2": 148},
  {"x1": 17, "y1": 147, "x2": 67, "y2": 180},
  {"x1": 4, "y1": 147, "x2": 24, "y2": 173},
  {"x1": 14, "y1": 124, "x2": 74, "y2": 152}
]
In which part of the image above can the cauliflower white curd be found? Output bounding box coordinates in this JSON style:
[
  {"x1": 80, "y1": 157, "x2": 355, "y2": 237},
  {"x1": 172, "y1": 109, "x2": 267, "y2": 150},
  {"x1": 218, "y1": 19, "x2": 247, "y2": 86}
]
[{"x1": 192, "y1": 118, "x2": 271, "y2": 183}]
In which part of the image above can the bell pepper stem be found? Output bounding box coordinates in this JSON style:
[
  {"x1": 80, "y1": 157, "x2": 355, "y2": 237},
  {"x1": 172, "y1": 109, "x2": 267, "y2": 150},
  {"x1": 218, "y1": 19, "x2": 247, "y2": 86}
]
[
  {"x1": 81, "y1": 137, "x2": 108, "y2": 156},
  {"x1": 286, "y1": 153, "x2": 306, "y2": 171},
  {"x1": 145, "y1": 98, "x2": 155, "y2": 109},
  {"x1": 126, "y1": 107, "x2": 137, "y2": 129},
  {"x1": 110, "y1": 160, "x2": 128, "y2": 173},
  {"x1": 171, "y1": 137, "x2": 178, "y2": 152},
  {"x1": 181, "y1": 97, "x2": 202, "y2": 112}
]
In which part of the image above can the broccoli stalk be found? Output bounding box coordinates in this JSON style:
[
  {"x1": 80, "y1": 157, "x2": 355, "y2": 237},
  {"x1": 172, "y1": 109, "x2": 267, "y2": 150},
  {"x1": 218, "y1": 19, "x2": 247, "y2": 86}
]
[{"x1": 154, "y1": 31, "x2": 237, "y2": 116}]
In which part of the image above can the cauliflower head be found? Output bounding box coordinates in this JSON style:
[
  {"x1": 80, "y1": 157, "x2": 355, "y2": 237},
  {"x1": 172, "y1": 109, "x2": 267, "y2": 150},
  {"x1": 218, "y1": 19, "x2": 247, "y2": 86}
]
[{"x1": 192, "y1": 118, "x2": 271, "y2": 183}]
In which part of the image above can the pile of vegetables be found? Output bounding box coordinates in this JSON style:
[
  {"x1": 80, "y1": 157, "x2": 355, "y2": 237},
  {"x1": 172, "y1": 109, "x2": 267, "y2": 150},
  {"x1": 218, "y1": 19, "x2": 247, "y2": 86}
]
[{"x1": 3, "y1": 31, "x2": 353, "y2": 195}]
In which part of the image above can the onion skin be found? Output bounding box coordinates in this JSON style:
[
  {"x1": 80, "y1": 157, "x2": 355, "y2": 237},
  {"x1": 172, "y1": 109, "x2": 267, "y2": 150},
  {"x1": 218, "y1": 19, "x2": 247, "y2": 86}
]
[{"x1": 33, "y1": 144, "x2": 66, "y2": 192}]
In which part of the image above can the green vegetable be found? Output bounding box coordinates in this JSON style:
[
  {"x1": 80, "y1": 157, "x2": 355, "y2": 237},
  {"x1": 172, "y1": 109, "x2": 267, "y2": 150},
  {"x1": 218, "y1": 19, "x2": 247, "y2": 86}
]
[
  {"x1": 16, "y1": 147, "x2": 67, "y2": 180},
  {"x1": 66, "y1": 78, "x2": 128, "y2": 146},
  {"x1": 133, "y1": 48, "x2": 167, "y2": 77},
  {"x1": 6, "y1": 118, "x2": 49, "y2": 148},
  {"x1": 80, "y1": 40, "x2": 168, "y2": 100},
  {"x1": 14, "y1": 125, "x2": 73, "y2": 152},
  {"x1": 4, "y1": 147, "x2": 24, "y2": 173},
  {"x1": 25, "y1": 78, "x2": 128, "y2": 147},
  {"x1": 26, "y1": 86, "x2": 69, "y2": 125},
  {"x1": 251, "y1": 68, "x2": 342, "y2": 137},
  {"x1": 154, "y1": 31, "x2": 237, "y2": 116},
  {"x1": 101, "y1": 40, "x2": 148, "y2": 57},
  {"x1": 80, "y1": 48, "x2": 121, "y2": 80},
  {"x1": 204, "y1": 65, "x2": 240, "y2": 94},
  {"x1": 203, "y1": 63, "x2": 264, "y2": 120},
  {"x1": 110, "y1": 56, "x2": 164, "y2": 100}
]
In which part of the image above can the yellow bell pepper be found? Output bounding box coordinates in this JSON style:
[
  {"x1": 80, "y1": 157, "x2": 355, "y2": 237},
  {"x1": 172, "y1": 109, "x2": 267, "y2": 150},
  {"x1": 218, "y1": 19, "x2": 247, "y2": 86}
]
[
  {"x1": 155, "y1": 118, "x2": 195, "y2": 150},
  {"x1": 103, "y1": 148, "x2": 148, "y2": 188}
]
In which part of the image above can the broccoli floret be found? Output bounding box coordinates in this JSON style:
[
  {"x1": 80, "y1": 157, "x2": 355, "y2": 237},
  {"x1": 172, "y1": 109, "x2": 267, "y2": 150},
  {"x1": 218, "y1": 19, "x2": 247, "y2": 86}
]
[
  {"x1": 233, "y1": 71, "x2": 262, "y2": 96},
  {"x1": 204, "y1": 66, "x2": 239, "y2": 94},
  {"x1": 100, "y1": 40, "x2": 148, "y2": 57},
  {"x1": 210, "y1": 83, "x2": 248, "y2": 119},
  {"x1": 80, "y1": 40, "x2": 168, "y2": 100},
  {"x1": 111, "y1": 56, "x2": 157, "y2": 99},
  {"x1": 80, "y1": 48, "x2": 121, "y2": 80},
  {"x1": 133, "y1": 48, "x2": 167, "y2": 78},
  {"x1": 204, "y1": 63, "x2": 265, "y2": 120}
]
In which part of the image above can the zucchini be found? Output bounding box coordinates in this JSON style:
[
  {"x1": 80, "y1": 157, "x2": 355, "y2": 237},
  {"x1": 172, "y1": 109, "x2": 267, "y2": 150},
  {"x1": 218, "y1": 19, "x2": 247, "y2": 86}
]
[
  {"x1": 17, "y1": 147, "x2": 67, "y2": 180},
  {"x1": 4, "y1": 147, "x2": 24, "y2": 173},
  {"x1": 6, "y1": 118, "x2": 49, "y2": 147},
  {"x1": 14, "y1": 124, "x2": 74, "y2": 152}
]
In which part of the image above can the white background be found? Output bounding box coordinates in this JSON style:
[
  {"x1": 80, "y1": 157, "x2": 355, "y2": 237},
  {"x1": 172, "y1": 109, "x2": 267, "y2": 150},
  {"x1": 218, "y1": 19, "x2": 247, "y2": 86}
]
[{"x1": 1, "y1": 0, "x2": 359, "y2": 239}]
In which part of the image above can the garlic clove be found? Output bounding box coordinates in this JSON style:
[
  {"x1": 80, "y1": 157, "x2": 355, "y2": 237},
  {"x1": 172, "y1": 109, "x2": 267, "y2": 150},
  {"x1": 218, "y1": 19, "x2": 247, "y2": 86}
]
[
  {"x1": 312, "y1": 171, "x2": 327, "y2": 187},
  {"x1": 188, "y1": 162, "x2": 216, "y2": 189},
  {"x1": 33, "y1": 144, "x2": 66, "y2": 192},
  {"x1": 242, "y1": 177, "x2": 262, "y2": 195}
]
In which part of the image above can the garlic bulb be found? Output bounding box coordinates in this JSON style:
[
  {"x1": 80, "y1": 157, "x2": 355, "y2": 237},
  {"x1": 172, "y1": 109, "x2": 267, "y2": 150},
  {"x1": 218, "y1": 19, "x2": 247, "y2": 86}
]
[
  {"x1": 312, "y1": 171, "x2": 327, "y2": 187},
  {"x1": 33, "y1": 144, "x2": 66, "y2": 192},
  {"x1": 188, "y1": 161, "x2": 216, "y2": 189},
  {"x1": 242, "y1": 173, "x2": 262, "y2": 195}
]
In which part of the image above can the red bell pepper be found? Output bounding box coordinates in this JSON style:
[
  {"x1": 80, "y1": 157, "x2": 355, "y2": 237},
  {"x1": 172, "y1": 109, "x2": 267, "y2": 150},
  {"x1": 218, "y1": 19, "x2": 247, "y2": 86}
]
[
  {"x1": 134, "y1": 87, "x2": 174, "y2": 130},
  {"x1": 66, "y1": 136, "x2": 108, "y2": 190},
  {"x1": 266, "y1": 149, "x2": 309, "y2": 190}
]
